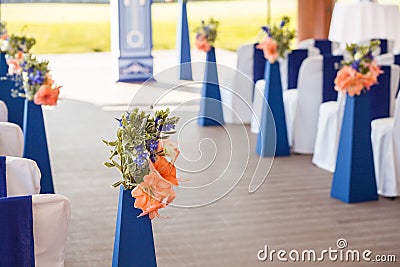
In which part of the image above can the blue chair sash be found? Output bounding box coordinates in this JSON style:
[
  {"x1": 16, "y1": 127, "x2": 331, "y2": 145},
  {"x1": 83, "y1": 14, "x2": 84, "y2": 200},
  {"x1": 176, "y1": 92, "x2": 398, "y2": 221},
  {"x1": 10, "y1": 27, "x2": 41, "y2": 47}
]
[
  {"x1": 0, "y1": 156, "x2": 6, "y2": 198},
  {"x1": 378, "y1": 39, "x2": 388, "y2": 54},
  {"x1": 315, "y1": 39, "x2": 332, "y2": 55},
  {"x1": 287, "y1": 49, "x2": 308, "y2": 89},
  {"x1": 368, "y1": 65, "x2": 391, "y2": 121},
  {"x1": 0, "y1": 195, "x2": 35, "y2": 267},
  {"x1": 253, "y1": 44, "x2": 266, "y2": 84},
  {"x1": 323, "y1": 55, "x2": 343, "y2": 102},
  {"x1": 394, "y1": 54, "x2": 400, "y2": 97}
]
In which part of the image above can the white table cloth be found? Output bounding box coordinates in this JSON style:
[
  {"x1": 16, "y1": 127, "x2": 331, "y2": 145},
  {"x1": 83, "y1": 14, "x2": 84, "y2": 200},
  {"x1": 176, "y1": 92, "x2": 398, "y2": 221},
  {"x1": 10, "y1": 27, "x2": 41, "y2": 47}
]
[{"x1": 329, "y1": 2, "x2": 400, "y2": 51}]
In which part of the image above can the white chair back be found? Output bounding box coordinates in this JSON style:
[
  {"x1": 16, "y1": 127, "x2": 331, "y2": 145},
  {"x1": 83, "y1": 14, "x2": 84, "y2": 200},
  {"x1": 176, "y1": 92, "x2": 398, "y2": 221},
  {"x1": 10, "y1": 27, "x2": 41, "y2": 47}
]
[
  {"x1": 376, "y1": 53, "x2": 395, "y2": 65},
  {"x1": 32, "y1": 194, "x2": 71, "y2": 267},
  {"x1": 390, "y1": 64, "x2": 400, "y2": 116},
  {"x1": 250, "y1": 79, "x2": 266, "y2": 133},
  {"x1": 0, "y1": 122, "x2": 24, "y2": 157},
  {"x1": 393, "y1": 92, "x2": 400, "y2": 179},
  {"x1": 0, "y1": 100, "x2": 7, "y2": 122},
  {"x1": 6, "y1": 156, "x2": 41, "y2": 196},
  {"x1": 222, "y1": 43, "x2": 254, "y2": 124},
  {"x1": 292, "y1": 55, "x2": 323, "y2": 153}
]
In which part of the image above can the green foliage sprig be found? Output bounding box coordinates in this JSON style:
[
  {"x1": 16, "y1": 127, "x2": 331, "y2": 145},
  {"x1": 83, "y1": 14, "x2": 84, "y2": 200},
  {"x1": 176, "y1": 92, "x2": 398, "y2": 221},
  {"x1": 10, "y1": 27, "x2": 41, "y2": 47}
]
[
  {"x1": 103, "y1": 108, "x2": 179, "y2": 190},
  {"x1": 258, "y1": 16, "x2": 296, "y2": 59},
  {"x1": 195, "y1": 18, "x2": 219, "y2": 46}
]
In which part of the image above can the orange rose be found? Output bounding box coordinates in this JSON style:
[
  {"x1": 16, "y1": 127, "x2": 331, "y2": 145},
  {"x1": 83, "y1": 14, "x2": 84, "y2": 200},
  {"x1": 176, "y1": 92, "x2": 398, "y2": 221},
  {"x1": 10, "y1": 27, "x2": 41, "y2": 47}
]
[
  {"x1": 158, "y1": 140, "x2": 180, "y2": 164},
  {"x1": 150, "y1": 156, "x2": 179, "y2": 186},
  {"x1": 195, "y1": 35, "x2": 212, "y2": 53},
  {"x1": 33, "y1": 84, "x2": 61, "y2": 106},
  {"x1": 361, "y1": 72, "x2": 378, "y2": 90},
  {"x1": 367, "y1": 61, "x2": 383, "y2": 77},
  {"x1": 257, "y1": 38, "x2": 279, "y2": 63},
  {"x1": 131, "y1": 171, "x2": 176, "y2": 219},
  {"x1": 6, "y1": 58, "x2": 22, "y2": 75}
]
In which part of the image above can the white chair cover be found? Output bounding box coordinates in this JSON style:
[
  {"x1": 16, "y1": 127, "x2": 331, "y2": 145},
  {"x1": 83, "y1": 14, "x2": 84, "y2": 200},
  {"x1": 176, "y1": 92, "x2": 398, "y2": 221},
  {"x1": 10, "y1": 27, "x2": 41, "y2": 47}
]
[
  {"x1": 371, "y1": 87, "x2": 400, "y2": 196},
  {"x1": 32, "y1": 194, "x2": 71, "y2": 267},
  {"x1": 250, "y1": 48, "x2": 320, "y2": 135},
  {"x1": 283, "y1": 55, "x2": 324, "y2": 150},
  {"x1": 221, "y1": 44, "x2": 254, "y2": 124},
  {"x1": 312, "y1": 92, "x2": 346, "y2": 172},
  {"x1": 0, "y1": 122, "x2": 24, "y2": 157},
  {"x1": 250, "y1": 80, "x2": 266, "y2": 133},
  {"x1": 6, "y1": 156, "x2": 41, "y2": 196},
  {"x1": 376, "y1": 53, "x2": 395, "y2": 66},
  {"x1": 0, "y1": 100, "x2": 7, "y2": 122}
]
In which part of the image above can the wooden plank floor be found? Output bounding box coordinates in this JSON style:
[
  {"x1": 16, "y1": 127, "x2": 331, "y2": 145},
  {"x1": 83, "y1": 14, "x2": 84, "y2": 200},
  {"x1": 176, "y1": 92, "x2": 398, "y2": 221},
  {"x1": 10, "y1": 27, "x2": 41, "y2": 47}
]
[{"x1": 45, "y1": 99, "x2": 400, "y2": 266}]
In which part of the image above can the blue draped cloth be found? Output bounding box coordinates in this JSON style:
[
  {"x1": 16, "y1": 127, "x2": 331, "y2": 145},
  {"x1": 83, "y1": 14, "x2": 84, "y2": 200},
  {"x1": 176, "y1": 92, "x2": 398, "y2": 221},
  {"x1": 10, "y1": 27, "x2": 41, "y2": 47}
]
[
  {"x1": 0, "y1": 156, "x2": 6, "y2": 198},
  {"x1": 368, "y1": 65, "x2": 391, "y2": 120},
  {"x1": 253, "y1": 44, "x2": 266, "y2": 84},
  {"x1": 287, "y1": 49, "x2": 308, "y2": 89},
  {"x1": 315, "y1": 39, "x2": 332, "y2": 55},
  {"x1": 0, "y1": 195, "x2": 35, "y2": 267},
  {"x1": 322, "y1": 55, "x2": 343, "y2": 102}
]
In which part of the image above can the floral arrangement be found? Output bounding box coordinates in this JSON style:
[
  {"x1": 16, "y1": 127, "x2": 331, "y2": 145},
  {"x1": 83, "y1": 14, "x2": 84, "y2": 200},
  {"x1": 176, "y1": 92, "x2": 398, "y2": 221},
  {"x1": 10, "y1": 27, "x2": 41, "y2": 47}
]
[
  {"x1": 256, "y1": 16, "x2": 296, "y2": 63},
  {"x1": 334, "y1": 40, "x2": 382, "y2": 96},
  {"x1": 104, "y1": 108, "x2": 180, "y2": 219},
  {"x1": 11, "y1": 54, "x2": 61, "y2": 105},
  {"x1": 194, "y1": 18, "x2": 219, "y2": 52},
  {"x1": 1, "y1": 21, "x2": 60, "y2": 106}
]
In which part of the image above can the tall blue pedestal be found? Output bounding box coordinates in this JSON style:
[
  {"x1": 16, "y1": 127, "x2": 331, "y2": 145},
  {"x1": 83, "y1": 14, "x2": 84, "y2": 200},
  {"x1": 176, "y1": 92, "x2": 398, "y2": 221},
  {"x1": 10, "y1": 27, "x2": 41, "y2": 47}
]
[
  {"x1": 112, "y1": 187, "x2": 157, "y2": 267},
  {"x1": 177, "y1": 0, "x2": 192, "y2": 80},
  {"x1": 256, "y1": 61, "x2": 290, "y2": 157},
  {"x1": 198, "y1": 47, "x2": 224, "y2": 126},
  {"x1": 0, "y1": 52, "x2": 25, "y2": 129},
  {"x1": 331, "y1": 93, "x2": 378, "y2": 203},
  {"x1": 23, "y1": 100, "x2": 54, "y2": 194}
]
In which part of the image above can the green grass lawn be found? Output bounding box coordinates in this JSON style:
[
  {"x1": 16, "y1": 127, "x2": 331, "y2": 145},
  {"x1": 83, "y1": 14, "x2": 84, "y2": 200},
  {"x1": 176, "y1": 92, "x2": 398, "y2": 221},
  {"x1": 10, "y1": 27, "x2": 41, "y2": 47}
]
[{"x1": 2, "y1": 1, "x2": 298, "y2": 54}]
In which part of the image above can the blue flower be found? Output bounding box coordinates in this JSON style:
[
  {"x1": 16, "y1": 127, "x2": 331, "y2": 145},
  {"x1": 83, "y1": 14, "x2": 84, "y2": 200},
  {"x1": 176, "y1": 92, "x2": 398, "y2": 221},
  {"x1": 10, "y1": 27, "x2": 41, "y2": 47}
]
[
  {"x1": 351, "y1": 60, "x2": 360, "y2": 71},
  {"x1": 280, "y1": 20, "x2": 286, "y2": 28},
  {"x1": 365, "y1": 51, "x2": 374, "y2": 61},
  {"x1": 134, "y1": 145, "x2": 149, "y2": 167},
  {"x1": 148, "y1": 139, "x2": 159, "y2": 153},
  {"x1": 162, "y1": 123, "x2": 175, "y2": 132},
  {"x1": 115, "y1": 118, "x2": 123, "y2": 127}
]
